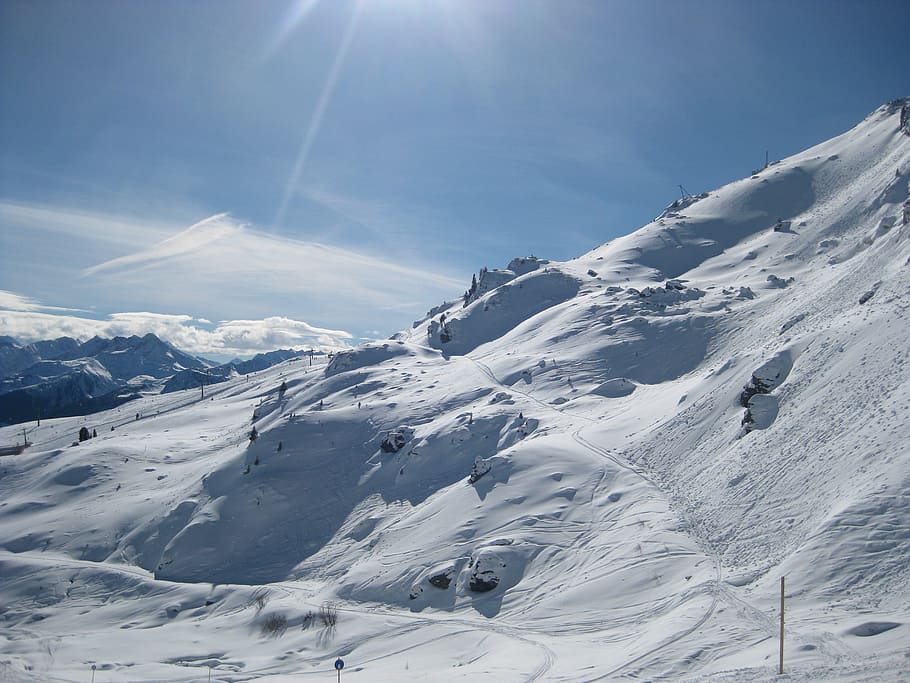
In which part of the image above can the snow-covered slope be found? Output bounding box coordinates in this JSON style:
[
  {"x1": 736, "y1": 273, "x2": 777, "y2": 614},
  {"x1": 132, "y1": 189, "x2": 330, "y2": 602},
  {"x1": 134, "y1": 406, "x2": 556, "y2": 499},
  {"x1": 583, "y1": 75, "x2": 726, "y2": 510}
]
[{"x1": 1, "y1": 100, "x2": 910, "y2": 682}]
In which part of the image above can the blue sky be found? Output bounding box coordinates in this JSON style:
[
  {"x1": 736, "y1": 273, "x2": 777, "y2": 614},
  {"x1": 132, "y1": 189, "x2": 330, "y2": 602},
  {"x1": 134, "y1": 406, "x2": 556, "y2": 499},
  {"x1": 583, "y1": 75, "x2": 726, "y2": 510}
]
[{"x1": 1, "y1": 0, "x2": 908, "y2": 357}]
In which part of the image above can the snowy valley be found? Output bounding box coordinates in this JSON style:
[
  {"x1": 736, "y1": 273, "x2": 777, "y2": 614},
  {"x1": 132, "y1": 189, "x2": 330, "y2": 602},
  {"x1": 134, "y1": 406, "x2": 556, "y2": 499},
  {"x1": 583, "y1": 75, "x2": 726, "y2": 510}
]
[{"x1": 1, "y1": 100, "x2": 910, "y2": 681}]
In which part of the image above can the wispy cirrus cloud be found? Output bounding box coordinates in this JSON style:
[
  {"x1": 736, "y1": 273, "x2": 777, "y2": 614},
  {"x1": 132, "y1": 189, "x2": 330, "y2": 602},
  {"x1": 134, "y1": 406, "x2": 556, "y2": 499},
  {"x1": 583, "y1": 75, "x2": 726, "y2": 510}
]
[
  {"x1": 82, "y1": 213, "x2": 241, "y2": 277},
  {"x1": 0, "y1": 199, "x2": 177, "y2": 250},
  {"x1": 0, "y1": 290, "x2": 85, "y2": 314},
  {"x1": 80, "y1": 212, "x2": 464, "y2": 319}
]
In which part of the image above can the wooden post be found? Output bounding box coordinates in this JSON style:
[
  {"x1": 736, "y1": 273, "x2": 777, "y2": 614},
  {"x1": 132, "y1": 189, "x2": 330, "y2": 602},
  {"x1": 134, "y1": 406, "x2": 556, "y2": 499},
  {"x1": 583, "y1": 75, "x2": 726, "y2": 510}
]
[{"x1": 779, "y1": 576, "x2": 785, "y2": 675}]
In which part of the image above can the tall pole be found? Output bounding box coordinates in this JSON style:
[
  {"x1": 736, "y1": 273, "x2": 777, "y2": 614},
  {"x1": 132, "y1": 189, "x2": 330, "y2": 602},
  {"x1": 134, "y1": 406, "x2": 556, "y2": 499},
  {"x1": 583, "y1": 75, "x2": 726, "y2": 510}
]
[{"x1": 779, "y1": 576, "x2": 785, "y2": 675}]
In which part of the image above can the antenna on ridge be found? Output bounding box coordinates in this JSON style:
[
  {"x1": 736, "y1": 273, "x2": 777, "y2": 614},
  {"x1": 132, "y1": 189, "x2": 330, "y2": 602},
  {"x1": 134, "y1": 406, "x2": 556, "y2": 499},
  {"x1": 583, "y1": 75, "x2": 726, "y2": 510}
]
[{"x1": 678, "y1": 184, "x2": 692, "y2": 200}]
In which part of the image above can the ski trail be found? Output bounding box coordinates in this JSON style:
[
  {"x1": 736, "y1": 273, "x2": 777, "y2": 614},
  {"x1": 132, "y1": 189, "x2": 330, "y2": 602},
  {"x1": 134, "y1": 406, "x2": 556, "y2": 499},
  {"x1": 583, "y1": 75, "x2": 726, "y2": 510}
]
[{"x1": 461, "y1": 353, "x2": 730, "y2": 678}]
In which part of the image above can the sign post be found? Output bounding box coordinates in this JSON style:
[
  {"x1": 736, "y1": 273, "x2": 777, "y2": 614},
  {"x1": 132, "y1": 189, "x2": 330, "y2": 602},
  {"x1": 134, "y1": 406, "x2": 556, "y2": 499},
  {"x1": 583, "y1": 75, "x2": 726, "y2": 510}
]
[
  {"x1": 334, "y1": 657, "x2": 344, "y2": 683},
  {"x1": 779, "y1": 576, "x2": 785, "y2": 675}
]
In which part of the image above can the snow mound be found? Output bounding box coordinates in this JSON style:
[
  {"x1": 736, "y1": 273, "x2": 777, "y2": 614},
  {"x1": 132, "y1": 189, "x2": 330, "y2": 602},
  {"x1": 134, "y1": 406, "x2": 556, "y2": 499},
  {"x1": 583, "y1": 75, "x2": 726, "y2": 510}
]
[
  {"x1": 427, "y1": 267, "x2": 581, "y2": 355},
  {"x1": 592, "y1": 377, "x2": 637, "y2": 398},
  {"x1": 325, "y1": 340, "x2": 433, "y2": 376}
]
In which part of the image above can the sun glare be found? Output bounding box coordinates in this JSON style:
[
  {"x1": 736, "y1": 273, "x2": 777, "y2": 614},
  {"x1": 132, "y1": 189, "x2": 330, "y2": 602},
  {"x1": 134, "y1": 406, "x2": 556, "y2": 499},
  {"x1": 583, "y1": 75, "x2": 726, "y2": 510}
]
[{"x1": 272, "y1": 1, "x2": 363, "y2": 231}]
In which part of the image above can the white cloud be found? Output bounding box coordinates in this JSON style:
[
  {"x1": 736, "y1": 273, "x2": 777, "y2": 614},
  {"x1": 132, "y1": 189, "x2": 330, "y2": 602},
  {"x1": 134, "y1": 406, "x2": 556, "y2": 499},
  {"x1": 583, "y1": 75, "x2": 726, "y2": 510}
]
[
  {"x1": 80, "y1": 212, "x2": 464, "y2": 316},
  {"x1": 0, "y1": 289, "x2": 86, "y2": 314},
  {"x1": 82, "y1": 213, "x2": 241, "y2": 277},
  {"x1": 0, "y1": 199, "x2": 177, "y2": 250},
  {"x1": 0, "y1": 290, "x2": 41, "y2": 311},
  {"x1": 0, "y1": 301, "x2": 354, "y2": 357}
]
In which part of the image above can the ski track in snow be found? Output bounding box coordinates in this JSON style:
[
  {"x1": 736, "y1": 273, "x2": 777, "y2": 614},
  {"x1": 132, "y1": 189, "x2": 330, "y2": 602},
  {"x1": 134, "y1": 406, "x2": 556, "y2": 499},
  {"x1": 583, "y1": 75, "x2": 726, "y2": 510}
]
[{"x1": 464, "y1": 356, "x2": 774, "y2": 680}]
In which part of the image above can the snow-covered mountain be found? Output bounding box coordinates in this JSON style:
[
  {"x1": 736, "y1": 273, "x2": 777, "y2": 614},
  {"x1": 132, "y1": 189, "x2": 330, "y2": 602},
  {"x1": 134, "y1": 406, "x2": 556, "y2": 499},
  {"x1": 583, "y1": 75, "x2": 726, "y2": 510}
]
[
  {"x1": 161, "y1": 348, "x2": 310, "y2": 394},
  {"x1": 0, "y1": 334, "x2": 213, "y2": 425},
  {"x1": 55, "y1": 333, "x2": 210, "y2": 382},
  {"x1": 1, "y1": 99, "x2": 909, "y2": 682},
  {"x1": 0, "y1": 336, "x2": 81, "y2": 380}
]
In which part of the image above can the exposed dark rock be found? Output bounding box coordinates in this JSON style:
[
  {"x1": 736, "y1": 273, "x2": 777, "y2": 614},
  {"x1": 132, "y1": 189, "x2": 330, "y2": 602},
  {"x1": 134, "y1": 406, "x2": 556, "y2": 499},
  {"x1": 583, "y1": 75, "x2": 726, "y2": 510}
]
[
  {"x1": 468, "y1": 457, "x2": 491, "y2": 484},
  {"x1": 469, "y1": 573, "x2": 499, "y2": 592},
  {"x1": 428, "y1": 569, "x2": 453, "y2": 590},
  {"x1": 766, "y1": 274, "x2": 794, "y2": 288},
  {"x1": 739, "y1": 353, "x2": 793, "y2": 407},
  {"x1": 773, "y1": 218, "x2": 794, "y2": 233},
  {"x1": 741, "y1": 394, "x2": 779, "y2": 431},
  {"x1": 380, "y1": 427, "x2": 413, "y2": 453}
]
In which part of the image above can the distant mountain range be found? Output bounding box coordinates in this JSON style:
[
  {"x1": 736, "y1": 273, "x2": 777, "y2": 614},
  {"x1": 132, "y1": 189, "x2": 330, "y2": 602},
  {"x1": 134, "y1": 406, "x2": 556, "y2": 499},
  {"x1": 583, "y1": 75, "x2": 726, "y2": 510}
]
[
  {"x1": 0, "y1": 334, "x2": 308, "y2": 425},
  {"x1": 161, "y1": 348, "x2": 312, "y2": 394}
]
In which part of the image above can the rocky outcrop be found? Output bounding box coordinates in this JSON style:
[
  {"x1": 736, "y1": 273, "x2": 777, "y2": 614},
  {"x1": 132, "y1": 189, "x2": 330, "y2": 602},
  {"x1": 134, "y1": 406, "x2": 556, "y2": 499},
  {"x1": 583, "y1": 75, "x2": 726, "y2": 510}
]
[
  {"x1": 428, "y1": 568, "x2": 454, "y2": 589},
  {"x1": 740, "y1": 351, "x2": 794, "y2": 433},
  {"x1": 408, "y1": 562, "x2": 456, "y2": 600},
  {"x1": 468, "y1": 456, "x2": 492, "y2": 484},
  {"x1": 739, "y1": 352, "x2": 793, "y2": 407},
  {"x1": 381, "y1": 427, "x2": 414, "y2": 454}
]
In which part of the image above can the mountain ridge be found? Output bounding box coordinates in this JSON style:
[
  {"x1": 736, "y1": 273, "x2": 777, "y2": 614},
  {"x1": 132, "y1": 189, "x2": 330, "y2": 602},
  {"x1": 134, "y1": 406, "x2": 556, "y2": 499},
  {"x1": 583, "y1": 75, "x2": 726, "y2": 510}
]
[{"x1": 0, "y1": 334, "x2": 309, "y2": 426}]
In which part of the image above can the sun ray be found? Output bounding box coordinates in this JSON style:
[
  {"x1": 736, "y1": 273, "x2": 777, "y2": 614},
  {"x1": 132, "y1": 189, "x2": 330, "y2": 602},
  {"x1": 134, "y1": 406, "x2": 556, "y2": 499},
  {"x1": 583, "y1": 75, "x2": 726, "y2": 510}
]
[
  {"x1": 260, "y1": 0, "x2": 321, "y2": 62},
  {"x1": 273, "y1": 0, "x2": 362, "y2": 231}
]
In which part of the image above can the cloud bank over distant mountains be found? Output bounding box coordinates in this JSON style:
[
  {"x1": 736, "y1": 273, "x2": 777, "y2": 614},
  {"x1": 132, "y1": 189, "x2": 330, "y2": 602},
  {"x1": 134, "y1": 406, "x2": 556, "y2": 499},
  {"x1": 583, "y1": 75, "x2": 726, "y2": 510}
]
[{"x1": 0, "y1": 291, "x2": 353, "y2": 357}]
